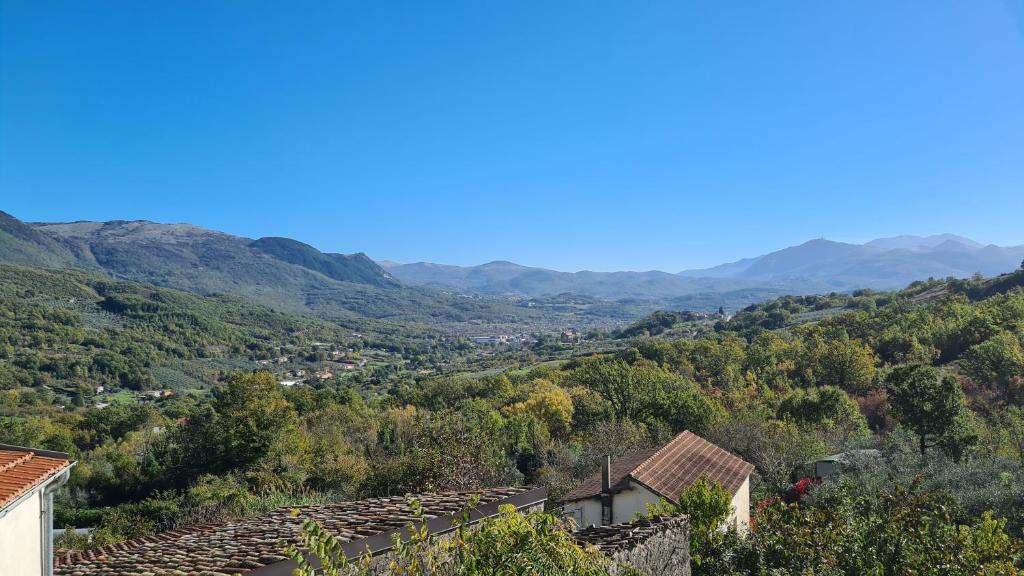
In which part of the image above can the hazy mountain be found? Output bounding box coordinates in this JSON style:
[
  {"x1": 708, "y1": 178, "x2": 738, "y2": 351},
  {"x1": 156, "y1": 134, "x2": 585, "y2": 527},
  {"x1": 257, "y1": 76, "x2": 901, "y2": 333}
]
[
  {"x1": 0, "y1": 212, "x2": 524, "y2": 324},
  {"x1": 679, "y1": 237, "x2": 1024, "y2": 291},
  {"x1": 865, "y1": 234, "x2": 982, "y2": 251},
  {"x1": 676, "y1": 256, "x2": 760, "y2": 279},
  {"x1": 29, "y1": 218, "x2": 397, "y2": 306},
  {"x1": 387, "y1": 236, "x2": 1024, "y2": 298},
  {"x1": 5, "y1": 210, "x2": 1022, "y2": 318},
  {"x1": 378, "y1": 259, "x2": 766, "y2": 300}
]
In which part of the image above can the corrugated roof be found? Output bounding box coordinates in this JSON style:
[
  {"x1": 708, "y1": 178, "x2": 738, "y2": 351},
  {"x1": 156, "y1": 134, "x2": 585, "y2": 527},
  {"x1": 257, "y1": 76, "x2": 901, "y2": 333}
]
[
  {"x1": 0, "y1": 447, "x2": 73, "y2": 511},
  {"x1": 561, "y1": 431, "x2": 754, "y2": 503},
  {"x1": 55, "y1": 487, "x2": 542, "y2": 576}
]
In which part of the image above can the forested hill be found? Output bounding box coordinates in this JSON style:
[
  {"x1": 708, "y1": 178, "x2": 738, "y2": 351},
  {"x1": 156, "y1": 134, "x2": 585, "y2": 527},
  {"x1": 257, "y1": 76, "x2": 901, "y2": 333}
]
[
  {"x1": 0, "y1": 212, "x2": 538, "y2": 324},
  {"x1": 0, "y1": 263, "x2": 443, "y2": 403},
  {"x1": 717, "y1": 267, "x2": 1024, "y2": 339},
  {"x1": 615, "y1": 266, "x2": 1024, "y2": 342}
]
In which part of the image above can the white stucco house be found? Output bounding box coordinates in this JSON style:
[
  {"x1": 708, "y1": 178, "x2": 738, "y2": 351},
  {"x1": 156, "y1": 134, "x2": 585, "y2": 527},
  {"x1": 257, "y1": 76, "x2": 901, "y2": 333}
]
[
  {"x1": 560, "y1": 431, "x2": 754, "y2": 533},
  {"x1": 0, "y1": 444, "x2": 74, "y2": 576}
]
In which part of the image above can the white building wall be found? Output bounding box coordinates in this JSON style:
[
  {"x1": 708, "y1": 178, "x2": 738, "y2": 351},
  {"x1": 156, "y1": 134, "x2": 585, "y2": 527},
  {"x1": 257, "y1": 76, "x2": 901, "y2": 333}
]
[
  {"x1": 728, "y1": 477, "x2": 751, "y2": 534},
  {"x1": 561, "y1": 498, "x2": 603, "y2": 529},
  {"x1": 564, "y1": 475, "x2": 752, "y2": 534},
  {"x1": 562, "y1": 483, "x2": 668, "y2": 528},
  {"x1": 610, "y1": 482, "x2": 662, "y2": 524},
  {"x1": 0, "y1": 490, "x2": 43, "y2": 576}
]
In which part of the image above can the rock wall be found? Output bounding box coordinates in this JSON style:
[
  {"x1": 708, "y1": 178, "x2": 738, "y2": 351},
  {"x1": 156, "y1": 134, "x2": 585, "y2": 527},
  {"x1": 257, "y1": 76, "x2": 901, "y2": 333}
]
[{"x1": 609, "y1": 519, "x2": 690, "y2": 576}]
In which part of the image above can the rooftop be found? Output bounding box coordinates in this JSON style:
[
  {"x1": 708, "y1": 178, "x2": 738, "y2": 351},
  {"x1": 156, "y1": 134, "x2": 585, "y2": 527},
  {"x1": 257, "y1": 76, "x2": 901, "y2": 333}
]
[
  {"x1": 0, "y1": 444, "x2": 73, "y2": 512},
  {"x1": 561, "y1": 431, "x2": 754, "y2": 502},
  {"x1": 55, "y1": 486, "x2": 544, "y2": 576}
]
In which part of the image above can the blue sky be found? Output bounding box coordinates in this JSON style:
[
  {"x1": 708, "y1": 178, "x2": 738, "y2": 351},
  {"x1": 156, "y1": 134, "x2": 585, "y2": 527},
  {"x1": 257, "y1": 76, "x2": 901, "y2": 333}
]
[{"x1": 2, "y1": 1, "x2": 1023, "y2": 271}]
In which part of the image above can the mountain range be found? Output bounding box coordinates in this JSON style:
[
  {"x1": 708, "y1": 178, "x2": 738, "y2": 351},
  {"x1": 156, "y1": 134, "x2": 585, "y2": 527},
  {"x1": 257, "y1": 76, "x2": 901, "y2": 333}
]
[
  {"x1": 2, "y1": 210, "x2": 1022, "y2": 322},
  {"x1": 384, "y1": 234, "x2": 1024, "y2": 298},
  {"x1": 0, "y1": 211, "x2": 523, "y2": 325}
]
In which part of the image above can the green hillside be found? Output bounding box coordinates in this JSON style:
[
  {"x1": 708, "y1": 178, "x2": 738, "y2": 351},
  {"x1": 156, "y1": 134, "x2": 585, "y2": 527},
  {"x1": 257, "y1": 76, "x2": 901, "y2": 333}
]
[
  {"x1": 0, "y1": 213, "x2": 653, "y2": 328},
  {"x1": 0, "y1": 263, "x2": 442, "y2": 405},
  {"x1": 249, "y1": 236, "x2": 399, "y2": 287},
  {"x1": 0, "y1": 211, "x2": 82, "y2": 268}
]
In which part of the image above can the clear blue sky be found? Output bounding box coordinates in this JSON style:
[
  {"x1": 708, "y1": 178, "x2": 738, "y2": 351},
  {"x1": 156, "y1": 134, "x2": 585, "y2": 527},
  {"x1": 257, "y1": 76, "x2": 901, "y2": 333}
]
[{"x1": 2, "y1": 1, "x2": 1023, "y2": 271}]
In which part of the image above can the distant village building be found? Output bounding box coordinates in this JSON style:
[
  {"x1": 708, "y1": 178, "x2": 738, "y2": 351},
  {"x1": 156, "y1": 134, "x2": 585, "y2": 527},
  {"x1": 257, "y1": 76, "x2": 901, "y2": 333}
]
[
  {"x1": 315, "y1": 368, "x2": 333, "y2": 380},
  {"x1": 560, "y1": 431, "x2": 754, "y2": 533},
  {"x1": 471, "y1": 335, "x2": 511, "y2": 346},
  {"x1": 138, "y1": 390, "x2": 173, "y2": 401},
  {"x1": 560, "y1": 329, "x2": 581, "y2": 343},
  {"x1": 0, "y1": 445, "x2": 74, "y2": 576}
]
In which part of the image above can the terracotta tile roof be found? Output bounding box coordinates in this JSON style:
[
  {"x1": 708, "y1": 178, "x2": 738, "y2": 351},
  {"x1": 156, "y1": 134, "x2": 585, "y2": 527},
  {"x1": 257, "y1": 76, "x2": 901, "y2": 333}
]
[
  {"x1": 561, "y1": 431, "x2": 754, "y2": 503},
  {"x1": 55, "y1": 486, "x2": 541, "y2": 576},
  {"x1": 574, "y1": 515, "x2": 687, "y2": 553},
  {"x1": 561, "y1": 448, "x2": 659, "y2": 502},
  {"x1": 0, "y1": 446, "x2": 73, "y2": 511}
]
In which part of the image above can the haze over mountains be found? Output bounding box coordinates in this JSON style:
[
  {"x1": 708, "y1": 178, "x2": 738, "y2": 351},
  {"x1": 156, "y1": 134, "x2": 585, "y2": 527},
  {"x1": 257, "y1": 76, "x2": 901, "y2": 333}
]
[
  {"x1": 0, "y1": 211, "x2": 495, "y2": 324},
  {"x1": 2, "y1": 211, "x2": 1022, "y2": 322},
  {"x1": 385, "y1": 235, "x2": 1024, "y2": 298}
]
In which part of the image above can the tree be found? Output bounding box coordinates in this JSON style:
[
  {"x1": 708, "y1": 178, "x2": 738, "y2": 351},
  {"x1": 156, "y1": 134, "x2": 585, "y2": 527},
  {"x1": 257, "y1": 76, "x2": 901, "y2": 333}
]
[
  {"x1": 568, "y1": 357, "x2": 677, "y2": 421},
  {"x1": 503, "y1": 380, "x2": 574, "y2": 438},
  {"x1": 677, "y1": 477, "x2": 733, "y2": 566},
  {"x1": 638, "y1": 476, "x2": 734, "y2": 570},
  {"x1": 777, "y1": 386, "x2": 869, "y2": 448},
  {"x1": 210, "y1": 371, "x2": 303, "y2": 475},
  {"x1": 684, "y1": 337, "x2": 747, "y2": 391},
  {"x1": 886, "y1": 364, "x2": 972, "y2": 456},
  {"x1": 800, "y1": 335, "x2": 877, "y2": 394},
  {"x1": 652, "y1": 380, "x2": 725, "y2": 435},
  {"x1": 961, "y1": 331, "x2": 1024, "y2": 403},
  {"x1": 711, "y1": 414, "x2": 827, "y2": 492},
  {"x1": 696, "y1": 480, "x2": 1022, "y2": 576}
]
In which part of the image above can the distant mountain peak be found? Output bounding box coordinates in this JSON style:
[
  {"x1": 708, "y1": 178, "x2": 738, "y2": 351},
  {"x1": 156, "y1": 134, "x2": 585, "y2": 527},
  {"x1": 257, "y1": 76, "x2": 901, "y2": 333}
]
[{"x1": 865, "y1": 234, "x2": 982, "y2": 251}]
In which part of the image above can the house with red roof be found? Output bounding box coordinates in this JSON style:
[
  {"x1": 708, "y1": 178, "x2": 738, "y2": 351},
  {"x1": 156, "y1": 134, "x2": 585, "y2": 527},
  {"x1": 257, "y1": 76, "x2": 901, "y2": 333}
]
[
  {"x1": 559, "y1": 431, "x2": 754, "y2": 532},
  {"x1": 0, "y1": 444, "x2": 74, "y2": 576}
]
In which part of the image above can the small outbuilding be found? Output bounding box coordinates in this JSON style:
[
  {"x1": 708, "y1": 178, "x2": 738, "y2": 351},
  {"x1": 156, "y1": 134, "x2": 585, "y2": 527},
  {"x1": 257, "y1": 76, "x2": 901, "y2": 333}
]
[{"x1": 560, "y1": 431, "x2": 754, "y2": 533}]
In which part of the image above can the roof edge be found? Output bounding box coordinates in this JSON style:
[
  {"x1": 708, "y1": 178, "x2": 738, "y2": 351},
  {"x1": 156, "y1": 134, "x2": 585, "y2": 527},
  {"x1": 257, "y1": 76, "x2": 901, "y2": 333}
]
[
  {"x1": 626, "y1": 474, "x2": 676, "y2": 501},
  {"x1": 0, "y1": 443, "x2": 72, "y2": 461}
]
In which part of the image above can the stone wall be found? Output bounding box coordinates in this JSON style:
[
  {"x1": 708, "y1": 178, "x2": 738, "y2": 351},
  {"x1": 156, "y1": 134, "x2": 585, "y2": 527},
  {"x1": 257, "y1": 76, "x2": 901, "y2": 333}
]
[{"x1": 608, "y1": 518, "x2": 690, "y2": 576}]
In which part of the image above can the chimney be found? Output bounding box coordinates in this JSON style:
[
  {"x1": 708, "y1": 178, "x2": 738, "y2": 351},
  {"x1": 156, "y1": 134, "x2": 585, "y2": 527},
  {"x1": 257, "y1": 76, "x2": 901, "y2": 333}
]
[{"x1": 601, "y1": 455, "x2": 612, "y2": 493}]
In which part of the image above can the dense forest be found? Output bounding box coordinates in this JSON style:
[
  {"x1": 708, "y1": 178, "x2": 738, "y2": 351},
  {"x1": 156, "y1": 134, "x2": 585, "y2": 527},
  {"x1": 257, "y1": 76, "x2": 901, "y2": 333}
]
[{"x1": 4, "y1": 262, "x2": 1024, "y2": 572}]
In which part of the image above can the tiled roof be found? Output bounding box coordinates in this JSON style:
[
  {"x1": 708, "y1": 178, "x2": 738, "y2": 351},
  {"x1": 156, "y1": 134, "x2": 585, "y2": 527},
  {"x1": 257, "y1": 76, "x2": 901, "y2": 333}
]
[
  {"x1": 55, "y1": 486, "x2": 541, "y2": 576},
  {"x1": 574, "y1": 515, "x2": 687, "y2": 553},
  {"x1": 561, "y1": 431, "x2": 754, "y2": 502},
  {"x1": 0, "y1": 446, "x2": 73, "y2": 511},
  {"x1": 561, "y1": 448, "x2": 659, "y2": 502}
]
